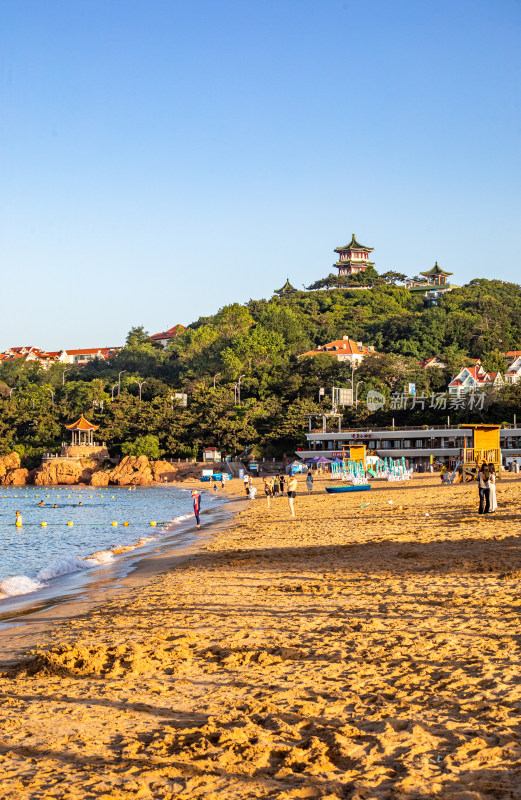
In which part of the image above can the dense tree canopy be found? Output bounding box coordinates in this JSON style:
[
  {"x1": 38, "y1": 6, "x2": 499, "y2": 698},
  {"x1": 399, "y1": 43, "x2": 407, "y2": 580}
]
[{"x1": 2, "y1": 277, "x2": 521, "y2": 462}]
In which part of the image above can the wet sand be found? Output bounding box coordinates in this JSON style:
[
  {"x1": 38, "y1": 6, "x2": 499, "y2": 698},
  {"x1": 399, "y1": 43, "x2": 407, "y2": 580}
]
[{"x1": 1, "y1": 473, "x2": 521, "y2": 799}]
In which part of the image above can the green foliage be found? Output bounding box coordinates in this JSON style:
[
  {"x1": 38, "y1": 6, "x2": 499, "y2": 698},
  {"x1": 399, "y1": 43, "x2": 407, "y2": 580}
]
[
  {"x1": 2, "y1": 276, "x2": 521, "y2": 461},
  {"x1": 121, "y1": 434, "x2": 164, "y2": 459}
]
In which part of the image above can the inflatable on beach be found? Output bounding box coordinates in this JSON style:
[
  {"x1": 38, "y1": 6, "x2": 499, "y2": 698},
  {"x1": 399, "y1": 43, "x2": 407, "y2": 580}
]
[{"x1": 325, "y1": 484, "x2": 371, "y2": 494}]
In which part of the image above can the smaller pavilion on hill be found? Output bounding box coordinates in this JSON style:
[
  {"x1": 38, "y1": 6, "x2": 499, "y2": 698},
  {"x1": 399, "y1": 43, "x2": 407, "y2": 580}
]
[
  {"x1": 334, "y1": 234, "x2": 375, "y2": 276},
  {"x1": 405, "y1": 262, "x2": 458, "y2": 305},
  {"x1": 274, "y1": 279, "x2": 297, "y2": 296}
]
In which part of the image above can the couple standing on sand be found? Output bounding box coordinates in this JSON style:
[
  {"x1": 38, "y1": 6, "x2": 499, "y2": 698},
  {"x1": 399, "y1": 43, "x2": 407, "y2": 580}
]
[{"x1": 478, "y1": 462, "x2": 497, "y2": 514}]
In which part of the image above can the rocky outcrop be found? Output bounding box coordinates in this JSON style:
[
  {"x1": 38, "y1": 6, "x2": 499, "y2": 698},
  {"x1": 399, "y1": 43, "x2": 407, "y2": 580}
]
[
  {"x1": 34, "y1": 460, "x2": 84, "y2": 486},
  {"x1": 152, "y1": 459, "x2": 179, "y2": 483},
  {"x1": 90, "y1": 470, "x2": 110, "y2": 487},
  {"x1": 109, "y1": 455, "x2": 153, "y2": 486},
  {"x1": 2, "y1": 468, "x2": 30, "y2": 486},
  {"x1": 0, "y1": 453, "x2": 21, "y2": 481}
]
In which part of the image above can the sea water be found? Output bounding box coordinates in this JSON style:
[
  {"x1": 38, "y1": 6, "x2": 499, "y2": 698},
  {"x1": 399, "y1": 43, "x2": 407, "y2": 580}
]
[{"x1": 0, "y1": 484, "x2": 220, "y2": 610}]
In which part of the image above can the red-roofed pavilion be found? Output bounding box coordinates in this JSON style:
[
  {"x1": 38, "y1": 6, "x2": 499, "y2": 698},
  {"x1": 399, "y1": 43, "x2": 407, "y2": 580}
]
[{"x1": 65, "y1": 415, "x2": 99, "y2": 446}]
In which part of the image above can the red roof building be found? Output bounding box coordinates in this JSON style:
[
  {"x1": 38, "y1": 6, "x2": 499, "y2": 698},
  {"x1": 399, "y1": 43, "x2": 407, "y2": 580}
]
[
  {"x1": 150, "y1": 325, "x2": 186, "y2": 348},
  {"x1": 299, "y1": 336, "x2": 376, "y2": 366}
]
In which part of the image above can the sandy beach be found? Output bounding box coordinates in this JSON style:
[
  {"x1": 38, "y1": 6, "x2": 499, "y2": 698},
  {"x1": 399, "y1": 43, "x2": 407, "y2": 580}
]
[{"x1": 1, "y1": 473, "x2": 521, "y2": 799}]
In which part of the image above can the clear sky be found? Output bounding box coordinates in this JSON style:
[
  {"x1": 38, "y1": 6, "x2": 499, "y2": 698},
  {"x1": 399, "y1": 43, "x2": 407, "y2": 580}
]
[{"x1": 1, "y1": 0, "x2": 520, "y2": 350}]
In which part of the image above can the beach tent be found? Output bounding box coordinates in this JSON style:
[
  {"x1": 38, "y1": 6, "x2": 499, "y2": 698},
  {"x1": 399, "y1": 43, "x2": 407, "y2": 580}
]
[
  {"x1": 287, "y1": 460, "x2": 306, "y2": 474},
  {"x1": 315, "y1": 456, "x2": 332, "y2": 463}
]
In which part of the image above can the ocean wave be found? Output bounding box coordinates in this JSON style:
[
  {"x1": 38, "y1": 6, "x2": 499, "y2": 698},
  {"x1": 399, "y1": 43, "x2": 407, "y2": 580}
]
[
  {"x1": 37, "y1": 557, "x2": 94, "y2": 581},
  {"x1": 0, "y1": 575, "x2": 45, "y2": 598}
]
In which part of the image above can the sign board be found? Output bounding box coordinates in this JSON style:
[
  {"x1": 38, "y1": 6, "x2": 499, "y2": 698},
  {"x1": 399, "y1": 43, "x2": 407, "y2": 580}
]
[
  {"x1": 332, "y1": 387, "x2": 353, "y2": 406},
  {"x1": 174, "y1": 392, "x2": 188, "y2": 407},
  {"x1": 202, "y1": 469, "x2": 213, "y2": 477},
  {"x1": 408, "y1": 383, "x2": 416, "y2": 395},
  {"x1": 351, "y1": 431, "x2": 373, "y2": 440}
]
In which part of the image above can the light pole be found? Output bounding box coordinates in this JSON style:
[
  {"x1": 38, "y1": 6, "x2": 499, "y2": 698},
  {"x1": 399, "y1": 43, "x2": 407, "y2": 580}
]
[
  {"x1": 62, "y1": 368, "x2": 73, "y2": 386},
  {"x1": 8, "y1": 387, "x2": 16, "y2": 398},
  {"x1": 355, "y1": 381, "x2": 363, "y2": 409},
  {"x1": 118, "y1": 370, "x2": 127, "y2": 396},
  {"x1": 213, "y1": 373, "x2": 221, "y2": 389},
  {"x1": 111, "y1": 383, "x2": 118, "y2": 400},
  {"x1": 170, "y1": 394, "x2": 174, "y2": 412},
  {"x1": 132, "y1": 378, "x2": 147, "y2": 402},
  {"x1": 236, "y1": 374, "x2": 245, "y2": 406},
  {"x1": 47, "y1": 388, "x2": 54, "y2": 404}
]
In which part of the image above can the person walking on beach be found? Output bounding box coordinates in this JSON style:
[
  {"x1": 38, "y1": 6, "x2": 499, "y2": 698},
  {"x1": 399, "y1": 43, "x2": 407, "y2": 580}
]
[
  {"x1": 243, "y1": 474, "x2": 250, "y2": 496},
  {"x1": 279, "y1": 474, "x2": 285, "y2": 495},
  {"x1": 248, "y1": 484, "x2": 257, "y2": 501},
  {"x1": 272, "y1": 475, "x2": 279, "y2": 497},
  {"x1": 191, "y1": 489, "x2": 201, "y2": 528},
  {"x1": 287, "y1": 474, "x2": 298, "y2": 517},
  {"x1": 306, "y1": 470, "x2": 313, "y2": 493},
  {"x1": 263, "y1": 477, "x2": 272, "y2": 507},
  {"x1": 489, "y1": 464, "x2": 498, "y2": 512},
  {"x1": 478, "y1": 463, "x2": 491, "y2": 514}
]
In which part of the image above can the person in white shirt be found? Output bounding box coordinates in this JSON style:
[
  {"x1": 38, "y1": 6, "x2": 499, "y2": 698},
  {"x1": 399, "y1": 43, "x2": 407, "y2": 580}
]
[{"x1": 488, "y1": 464, "x2": 497, "y2": 512}]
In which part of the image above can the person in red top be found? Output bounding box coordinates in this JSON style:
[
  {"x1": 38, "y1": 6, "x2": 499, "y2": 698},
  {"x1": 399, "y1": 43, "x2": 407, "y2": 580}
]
[{"x1": 192, "y1": 489, "x2": 201, "y2": 528}]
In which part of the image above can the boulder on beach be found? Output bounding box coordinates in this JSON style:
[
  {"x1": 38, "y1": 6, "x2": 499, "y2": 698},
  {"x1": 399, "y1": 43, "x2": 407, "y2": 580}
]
[{"x1": 90, "y1": 470, "x2": 110, "y2": 487}]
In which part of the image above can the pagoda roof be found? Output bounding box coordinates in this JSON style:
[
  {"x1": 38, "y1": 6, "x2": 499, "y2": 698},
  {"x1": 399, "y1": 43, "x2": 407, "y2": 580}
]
[
  {"x1": 335, "y1": 233, "x2": 374, "y2": 253},
  {"x1": 275, "y1": 278, "x2": 297, "y2": 294},
  {"x1": 333, "y1": 260, "x2": 375, "y2": 267},
  {"x1": 420, "y1": 261, "x2": 453, "y2": 277},
  {"x1": 65, "y1": 414, "x2": 99, "y2": 432}
]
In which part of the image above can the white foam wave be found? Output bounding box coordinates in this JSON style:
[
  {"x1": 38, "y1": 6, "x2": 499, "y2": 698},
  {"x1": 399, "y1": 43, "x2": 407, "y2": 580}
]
[
  {"x1": 172, "y1": 513, "x2": 193, "y2": 524},
  {"x1": 37, "y1": 558, "x2": 93, "y2": 581},
  {"x1": 86, "y1": 550, "x2": 114, "y2": 564},
  {"x1": 0, "y1": 575, "x2": 45, "y2": 598}
]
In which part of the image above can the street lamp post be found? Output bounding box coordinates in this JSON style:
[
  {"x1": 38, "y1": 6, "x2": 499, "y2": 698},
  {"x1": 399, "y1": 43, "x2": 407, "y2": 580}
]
[
  {"x1": 111, "y1": 383, "x2": 118, "y2": 401},
  {"x1": 237, "y1": 374, "x2": 245, "y2": 406},
  {"x1": 62, "y1": 368, "x2": 73, "y2": 386},
  {"x1": 132, "y1": 378, "x2": 147, "y2": 402},
  {"x1": 170, "y1": 395, "x2": 174, "y2": 412},
  {"x1": 118, "y1": 370, "x2": 127, "y2": 396},
  {"x1": 355, "y1": 381, "x2": 364, "y2": 409},
  {"x1": 213, "y1": 373, "x2": 221, "y2": 389},
  {"x1": 8, "y1": 387, "x2": 16, "y2": 398},
  {"x1": 47, "y1": 388, "x2": 54, "y2": 404}
]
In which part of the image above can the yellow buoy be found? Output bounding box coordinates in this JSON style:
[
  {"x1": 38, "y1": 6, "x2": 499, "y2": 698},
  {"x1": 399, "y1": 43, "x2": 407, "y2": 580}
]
[
  {"x1": 41, "y1": 521, "x2": 47, "y2": 527},
  {"x1": 67, "y1": 494, "x2": 71, "y2": 498},
  {"x1": 123, "y1": 521, "x2": 129, "y2": 527},
  {"x1": 150, "y1": 521, "x2": 157, "y2": 527},
  {"x1": 67, "y1": 521, "x2": 73, "y2": 526},
  {"x1": 35, "y1": 495, "x2": 39, "y2": 498},
  {"x1": 89, "y1": 495, "x2": 93, "y2": 498},
  {"x1": 112, "y1": 521, "x2": 118, "y2": 526},
  {"x1": 111, "y1": 496, "x2": 115, "y2": 499}
]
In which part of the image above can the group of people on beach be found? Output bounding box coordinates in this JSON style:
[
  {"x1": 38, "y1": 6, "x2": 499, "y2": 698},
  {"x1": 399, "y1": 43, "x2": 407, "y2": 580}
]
[
  {"x1": 261, "y1": 473, "x2": 298, "y2": 516},
  {"x1": 477, "y1": 462, "x2": 498, "y2": 514}
]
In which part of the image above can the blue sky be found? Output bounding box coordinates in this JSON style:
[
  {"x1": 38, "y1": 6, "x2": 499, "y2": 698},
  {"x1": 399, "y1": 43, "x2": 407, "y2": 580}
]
[{"x1": 1, "y1": 0, "x2": 520, "y2": 349}]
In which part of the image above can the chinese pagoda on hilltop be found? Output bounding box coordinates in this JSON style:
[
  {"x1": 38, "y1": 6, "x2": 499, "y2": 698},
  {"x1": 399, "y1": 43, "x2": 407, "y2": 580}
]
[
  {"x1": 334, "y1": 234, "x2": 374, "y2": 276},
  {"x1": 405, "y1": 262, "x2": 458, "y2": 305}
]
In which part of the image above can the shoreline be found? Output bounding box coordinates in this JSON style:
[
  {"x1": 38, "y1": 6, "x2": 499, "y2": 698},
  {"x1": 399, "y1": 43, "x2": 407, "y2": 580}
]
[{"x1": 0, "y1": 489, "x2": 246, "y2": 663}]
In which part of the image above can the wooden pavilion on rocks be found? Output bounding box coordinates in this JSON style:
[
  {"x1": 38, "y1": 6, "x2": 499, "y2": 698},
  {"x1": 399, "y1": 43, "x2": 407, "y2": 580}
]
[{"x1": 58, "y1": 415, "x2": 109, "y2": 461}]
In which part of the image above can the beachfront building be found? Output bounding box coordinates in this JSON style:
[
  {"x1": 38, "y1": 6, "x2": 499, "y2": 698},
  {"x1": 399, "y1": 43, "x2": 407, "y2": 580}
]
[
  {"x1": 299, "y1": 336, "x2": 376, "y2": 366},
  {"x1": 296, "y1": 423, "x2": 521, "y2": 469},
  {"x1": 503, "y1": 350, "x2": 521, "y2": 368},
  {"x1": 202, "y1": 446, "x2": 222, "y2": 463},
  {"x1": 448, "y1": 364, "x2": 503, "y2": 396},
  {"x1": 334, "y1": 234, "x2": 374, "y2": 276},
  {"x1": 150, "y1": 325, "x2": 186, "y2": 349},
  {"x1": 405, "y1": 263, "x2": 457, "y2": 305}
]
